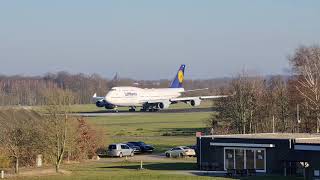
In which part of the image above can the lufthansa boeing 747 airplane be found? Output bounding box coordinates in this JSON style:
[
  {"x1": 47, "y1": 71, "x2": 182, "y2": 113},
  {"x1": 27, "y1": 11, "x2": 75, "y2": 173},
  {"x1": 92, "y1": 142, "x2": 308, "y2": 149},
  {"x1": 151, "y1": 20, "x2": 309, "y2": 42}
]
[{"x1": 92, "y1": 65, "x2": 227, "y2": 112}]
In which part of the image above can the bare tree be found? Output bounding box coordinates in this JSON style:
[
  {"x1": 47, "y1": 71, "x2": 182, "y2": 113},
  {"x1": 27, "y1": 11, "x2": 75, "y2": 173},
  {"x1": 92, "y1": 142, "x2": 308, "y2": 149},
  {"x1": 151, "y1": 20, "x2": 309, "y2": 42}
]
[
  {"x1": 290, "y1": 45, "x2": 320, "y2": 132},
  {"x1": 209, "y1": 72, "x2": 262, "y2": 134},
  {"x1": 43, "y1": 88, "x2": 75, "y2": 173},
  {"x1": 268, "y1": 76, "x2": 290, "y2": 132}
]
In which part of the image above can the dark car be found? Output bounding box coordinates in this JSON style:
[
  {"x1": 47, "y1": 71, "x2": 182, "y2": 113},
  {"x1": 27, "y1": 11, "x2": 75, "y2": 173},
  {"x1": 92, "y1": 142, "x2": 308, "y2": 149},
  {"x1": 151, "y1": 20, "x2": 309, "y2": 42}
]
[
  {"x1": 128, "y1": 141, "x2": 154, "y2": 153},
  {"x1": 126, "y1": 143, "x2": 141, "y2": 154}
]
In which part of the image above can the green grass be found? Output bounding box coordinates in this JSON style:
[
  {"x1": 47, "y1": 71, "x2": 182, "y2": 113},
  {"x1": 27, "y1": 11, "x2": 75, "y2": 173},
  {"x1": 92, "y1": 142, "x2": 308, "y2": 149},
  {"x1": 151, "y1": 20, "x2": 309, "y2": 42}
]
[
  {"x1": 62, "y1": 100, "x2": 213, "y2": 113},
  {"x1": 13, "y1": 161, "x2": 230, "y2": 180},
  {"x1": 12, "y1": 160, "x2": 302, "y2": 180},
  {"x1": 88, "y1": 112, "x2": 211, "y2": 152}
]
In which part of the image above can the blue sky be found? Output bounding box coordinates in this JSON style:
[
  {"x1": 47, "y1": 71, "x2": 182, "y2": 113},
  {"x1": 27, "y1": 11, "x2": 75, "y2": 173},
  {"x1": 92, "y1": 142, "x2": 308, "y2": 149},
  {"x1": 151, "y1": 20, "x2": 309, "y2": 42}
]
[{"x1": 0, "y1": 0, "x2": 319, "y2": 79}]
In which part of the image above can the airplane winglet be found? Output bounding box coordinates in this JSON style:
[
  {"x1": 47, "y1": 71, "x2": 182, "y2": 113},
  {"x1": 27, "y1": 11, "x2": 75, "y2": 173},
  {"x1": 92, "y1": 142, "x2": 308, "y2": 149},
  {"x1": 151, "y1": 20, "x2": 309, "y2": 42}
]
[{"x1": 93, "y1": 93, "x2": 97, "y2": 98}]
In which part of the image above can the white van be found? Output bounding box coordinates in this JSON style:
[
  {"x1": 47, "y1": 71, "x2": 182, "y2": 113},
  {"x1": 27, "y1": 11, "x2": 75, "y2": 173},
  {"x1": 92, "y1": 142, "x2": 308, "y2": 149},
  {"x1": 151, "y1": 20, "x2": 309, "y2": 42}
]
[{"x1": 107, "y1": 143, "x2": 134, "y2": 157}]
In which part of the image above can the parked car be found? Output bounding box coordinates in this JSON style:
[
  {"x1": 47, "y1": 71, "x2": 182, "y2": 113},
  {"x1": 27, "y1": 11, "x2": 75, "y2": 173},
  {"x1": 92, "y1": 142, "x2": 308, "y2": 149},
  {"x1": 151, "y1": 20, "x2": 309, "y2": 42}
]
[
  {"x1": 165, "y1": 146, "x2": 196, "y2": 158},
  {"x1": 107, "y1": 143, "x2": 134, "y2": 157},
  {"x1": 187, "y1": 145, "x2": 197, "y2": 156},
  {"x1": 127, "y1": 141, "x2": 154, "y2": 153},
  {"x1": 126, "y1": 143, "x2": 141, "y2": 154}
]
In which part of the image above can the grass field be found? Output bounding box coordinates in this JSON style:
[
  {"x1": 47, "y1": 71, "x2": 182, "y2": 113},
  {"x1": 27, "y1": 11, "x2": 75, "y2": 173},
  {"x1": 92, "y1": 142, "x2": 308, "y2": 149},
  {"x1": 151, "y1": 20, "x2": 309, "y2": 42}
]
[
  {"x1": 12, "y1": 161, "x2": 227, "y2": 180},
  {"x1": 12, "y1": 160, "x2": 302, "y2": 180},
  {"x1": 89, "y1": 112, "x2": 212, "y2": 152},
  {"x1": 68, "y1": 100, "x2": 214, "y2": 112}
]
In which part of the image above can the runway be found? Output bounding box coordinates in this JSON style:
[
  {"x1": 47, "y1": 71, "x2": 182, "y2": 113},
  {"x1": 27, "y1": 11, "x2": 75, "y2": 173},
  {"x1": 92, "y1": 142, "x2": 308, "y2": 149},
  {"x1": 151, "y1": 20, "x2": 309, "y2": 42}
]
[{"x1": 74, "y1": 107, "x2": 217, "y2": 117}]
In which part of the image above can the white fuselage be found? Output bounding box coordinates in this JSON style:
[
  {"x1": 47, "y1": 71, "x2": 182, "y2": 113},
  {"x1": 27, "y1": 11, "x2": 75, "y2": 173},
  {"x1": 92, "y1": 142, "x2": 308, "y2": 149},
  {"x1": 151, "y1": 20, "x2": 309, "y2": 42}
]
[{"x1": 105, "y1": 86, "x2": 184, "y2": 107}]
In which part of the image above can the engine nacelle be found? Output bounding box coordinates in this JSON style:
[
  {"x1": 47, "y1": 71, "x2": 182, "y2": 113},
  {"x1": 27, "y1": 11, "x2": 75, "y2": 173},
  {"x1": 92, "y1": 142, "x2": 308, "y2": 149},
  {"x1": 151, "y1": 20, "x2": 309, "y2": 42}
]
[
  {"x1": 96, "y1": 100, "x2": 106, "y2": 107},
  {"x1": 190, "y1": 98, "x2": 201, "y2": 107},
  {"x1": 104, "y1": 103, "x2": 115, "y2": 109},
  {"x1": 96, "y1": 100, "x2": 115, "y2": 109},
  {"x1": 158, "y1": 101, "x2": 170, "y2": 110}
]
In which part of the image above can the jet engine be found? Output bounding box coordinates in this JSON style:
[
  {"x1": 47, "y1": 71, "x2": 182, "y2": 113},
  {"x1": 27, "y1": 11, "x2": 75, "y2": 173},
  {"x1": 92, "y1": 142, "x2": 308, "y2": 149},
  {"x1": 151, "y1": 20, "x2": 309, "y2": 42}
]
[
  {"x1": 96, "y1": 100, "x2": 106, "y2": 107},
  {"x1": 158, "y1": 101, "x2": 170, "y2": 110},
  {"x1": 96, "y1": 100, "x2": 115, "y2": 109},
  {"x1": 190, "y1": 98, "x2": 201, "y2": 107},
  {"x1": 104, "y1": 103, "x2": 115, "y2": 109}
]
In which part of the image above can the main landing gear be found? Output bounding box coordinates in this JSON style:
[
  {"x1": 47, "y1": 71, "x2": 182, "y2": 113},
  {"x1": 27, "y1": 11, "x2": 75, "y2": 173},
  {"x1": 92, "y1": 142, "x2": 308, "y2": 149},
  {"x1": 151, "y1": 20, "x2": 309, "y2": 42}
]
[
  {"x1": 113, "y1": 106, "x2": 119, "y2": 113},
  {"x1": 140, "y1": 103, "x2": 159, "y2": 112},
  {"x1": 129, "y1": 107, "x2": 136, "y2": 112}
]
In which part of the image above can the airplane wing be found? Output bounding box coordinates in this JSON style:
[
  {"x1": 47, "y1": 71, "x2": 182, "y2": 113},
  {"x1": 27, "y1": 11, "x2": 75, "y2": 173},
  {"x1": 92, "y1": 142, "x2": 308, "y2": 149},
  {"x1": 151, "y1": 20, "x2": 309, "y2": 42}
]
[
  {"x1": 143, "y1": 95, "x2": 229, "y2": 110},
  {"x1": 170, "y1": 95, "x2": 228, "y2": 102},
  {"x1": 146, "y1": 95, "x2": 228, "y2": 105},
  {"x1": 147, "y1": 99, "x2": 170, "y2": 104},
  {"x1": 183, "y1": 88, "x2": 209, "y2": 93},
  {"x1": 170, "y1": 95, "x2": 229, "y2": 107},
  {"x1": 92, "y1": 93, "x2": 105, "y2": 101}
]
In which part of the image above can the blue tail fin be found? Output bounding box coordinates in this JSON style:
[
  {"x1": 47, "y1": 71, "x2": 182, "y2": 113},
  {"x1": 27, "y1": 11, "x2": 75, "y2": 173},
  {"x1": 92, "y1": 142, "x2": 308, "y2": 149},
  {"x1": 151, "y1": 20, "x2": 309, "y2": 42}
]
[{"x1": 169, "y1": 64, "x2": 185, "y2": 88}]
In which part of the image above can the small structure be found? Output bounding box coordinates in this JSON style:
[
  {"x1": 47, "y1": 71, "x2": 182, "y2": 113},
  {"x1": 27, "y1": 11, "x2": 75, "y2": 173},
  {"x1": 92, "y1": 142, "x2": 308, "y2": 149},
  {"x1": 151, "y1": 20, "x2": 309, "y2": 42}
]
[
  {"x1": 197, "y1": 133, "x2": 320, "y2": 179},
  {"x1": 36, "y1": 154, "x2": 42, "y2": 167}
]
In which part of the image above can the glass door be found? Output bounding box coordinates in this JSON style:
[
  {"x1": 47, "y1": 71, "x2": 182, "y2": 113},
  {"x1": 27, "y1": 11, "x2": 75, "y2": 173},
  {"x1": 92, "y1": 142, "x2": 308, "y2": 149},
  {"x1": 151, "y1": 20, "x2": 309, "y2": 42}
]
[
  {"x1": 256, "y1": 150, "x2": 265, "y2": 170},
  {"x1": 235, "y1": 149, "x2": 245, "y2": 169},
  {"x1": 224, "y1": 148, "x2": 266, "y2": 172},
  {"x1": 225, "y1": 149, "x2": 235, "y2": 169}
]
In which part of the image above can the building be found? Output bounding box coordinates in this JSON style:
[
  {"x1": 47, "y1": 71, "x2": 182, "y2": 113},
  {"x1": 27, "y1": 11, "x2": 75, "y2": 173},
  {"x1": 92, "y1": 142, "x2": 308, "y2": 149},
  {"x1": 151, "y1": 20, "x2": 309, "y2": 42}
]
[{"x1": 197, "y1": 133, "x2": 320, "y2": 179}]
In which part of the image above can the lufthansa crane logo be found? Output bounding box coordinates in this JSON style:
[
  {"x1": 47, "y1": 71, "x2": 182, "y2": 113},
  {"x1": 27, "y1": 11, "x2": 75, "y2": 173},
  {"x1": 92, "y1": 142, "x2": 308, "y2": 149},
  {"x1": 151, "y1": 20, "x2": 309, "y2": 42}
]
[{"x1": 178, "y1": 70, "x2": 184, "y2": 83}]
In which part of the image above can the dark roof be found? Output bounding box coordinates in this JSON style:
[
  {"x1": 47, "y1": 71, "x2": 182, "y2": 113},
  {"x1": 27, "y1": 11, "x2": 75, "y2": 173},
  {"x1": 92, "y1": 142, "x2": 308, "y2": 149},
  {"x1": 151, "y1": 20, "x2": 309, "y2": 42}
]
[{"x1": 201, "y1": 133, "x2": 320, "y2": 144}]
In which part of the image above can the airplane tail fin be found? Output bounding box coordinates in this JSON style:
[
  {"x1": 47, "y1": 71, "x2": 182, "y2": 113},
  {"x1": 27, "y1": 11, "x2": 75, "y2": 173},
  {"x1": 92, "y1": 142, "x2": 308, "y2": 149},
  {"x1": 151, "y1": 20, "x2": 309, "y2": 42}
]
[{"x1": 169, "y1": 64, "x2": 185, "y2": 88}]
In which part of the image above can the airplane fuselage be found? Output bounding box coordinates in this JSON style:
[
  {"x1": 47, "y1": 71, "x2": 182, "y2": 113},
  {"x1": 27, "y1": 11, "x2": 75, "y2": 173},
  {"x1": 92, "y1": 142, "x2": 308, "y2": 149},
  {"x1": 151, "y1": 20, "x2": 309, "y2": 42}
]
[
  {"x1": 105, "y1": 86, "x2": 184, "y2": 107},
  {"x1": 93, "y1": 64, "x2": 227, "y2": 111}
]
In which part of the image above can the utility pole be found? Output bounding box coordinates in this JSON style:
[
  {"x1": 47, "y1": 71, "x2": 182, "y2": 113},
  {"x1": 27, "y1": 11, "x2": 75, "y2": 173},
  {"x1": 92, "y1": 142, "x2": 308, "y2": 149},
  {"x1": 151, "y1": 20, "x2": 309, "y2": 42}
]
[
  {"x1": 272, "y1": 115, "x2": 275, "y2": 133},
  {"x1": 297, "y1": 104, "x2": 301, "y2": 133}
]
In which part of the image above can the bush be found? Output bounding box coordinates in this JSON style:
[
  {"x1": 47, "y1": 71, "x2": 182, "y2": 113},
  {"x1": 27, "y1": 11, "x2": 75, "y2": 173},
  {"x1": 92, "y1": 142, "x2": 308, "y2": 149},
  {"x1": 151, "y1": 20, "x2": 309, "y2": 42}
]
[
  {"x1": 72, "y1": 117, "x2": 105, "y2": 160},
  {"x1": 0, "y1": 155, "x2": 10, "y2": 169}
]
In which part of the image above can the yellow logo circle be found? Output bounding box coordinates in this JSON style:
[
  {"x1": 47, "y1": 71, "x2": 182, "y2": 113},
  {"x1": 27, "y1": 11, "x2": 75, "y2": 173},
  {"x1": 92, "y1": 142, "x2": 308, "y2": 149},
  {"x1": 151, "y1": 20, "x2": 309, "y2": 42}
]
[{"x1": 178, "y1": 70, "x2": 184, "y2": 83}]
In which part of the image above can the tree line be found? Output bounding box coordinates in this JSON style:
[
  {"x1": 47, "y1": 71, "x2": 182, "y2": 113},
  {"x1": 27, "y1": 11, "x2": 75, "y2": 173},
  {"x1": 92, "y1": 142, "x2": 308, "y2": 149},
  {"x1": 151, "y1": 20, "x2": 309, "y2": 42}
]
[
  {"x1": 0, "y1": 72, "x2": 231, "y2": 106},
  {"x1": 207, "y1": 45, "x2": 320, "y2": 134}
]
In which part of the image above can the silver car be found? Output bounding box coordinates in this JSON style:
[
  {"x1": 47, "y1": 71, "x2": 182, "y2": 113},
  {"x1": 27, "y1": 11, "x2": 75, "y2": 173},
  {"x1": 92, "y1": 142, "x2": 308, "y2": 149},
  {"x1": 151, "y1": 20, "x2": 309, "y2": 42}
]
[
  {"x1": 165, "y1": 146, "x2": 196, "y2": 158},
  {"x1": 107, "y1": 143, "x2": 134, "y2": 157}
]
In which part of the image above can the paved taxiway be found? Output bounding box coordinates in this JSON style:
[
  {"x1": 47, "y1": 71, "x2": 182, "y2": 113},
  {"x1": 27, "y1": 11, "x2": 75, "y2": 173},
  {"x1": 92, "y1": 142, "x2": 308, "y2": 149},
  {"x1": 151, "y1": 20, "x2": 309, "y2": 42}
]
[{"x1": 75, "y1": 107, "x2": 215, "y2": 117}]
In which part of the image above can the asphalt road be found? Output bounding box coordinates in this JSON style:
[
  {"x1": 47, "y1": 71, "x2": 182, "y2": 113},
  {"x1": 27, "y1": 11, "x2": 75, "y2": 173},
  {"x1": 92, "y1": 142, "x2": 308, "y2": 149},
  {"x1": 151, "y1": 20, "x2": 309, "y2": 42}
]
[
  {"x1": 74, "y1": 107, "x2": 216, "y2": 117},
  {"x1": 97, "y1": 153, "x2": 196, "y2": 163}
]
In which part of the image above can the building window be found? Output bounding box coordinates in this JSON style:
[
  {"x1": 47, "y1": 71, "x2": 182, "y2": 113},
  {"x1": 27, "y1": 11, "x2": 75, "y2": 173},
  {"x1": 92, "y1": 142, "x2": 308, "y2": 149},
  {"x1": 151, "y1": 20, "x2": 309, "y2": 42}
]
[
  {"x1": 235, "y1": 149, "x2": 245, "y2": 169},
  {"x1": 225, "y1": 149, "x2": 234, "y2": 169},
  {"x1": 246, "y1": 150, "x2": 255, "y2": 169},
  {"x1": 256, "y1": 150, "x2": 265, "y2": 170},
  {"x1": 224, "y1": 148, "x2": 266, "y2": 172}
]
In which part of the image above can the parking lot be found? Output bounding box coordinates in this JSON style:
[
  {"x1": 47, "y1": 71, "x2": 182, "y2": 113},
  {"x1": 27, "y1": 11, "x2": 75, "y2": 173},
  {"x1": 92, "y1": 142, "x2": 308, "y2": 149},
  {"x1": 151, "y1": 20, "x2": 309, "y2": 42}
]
[{"x1": 98, "y1": 153, "x2": 197, "y2": 163}]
